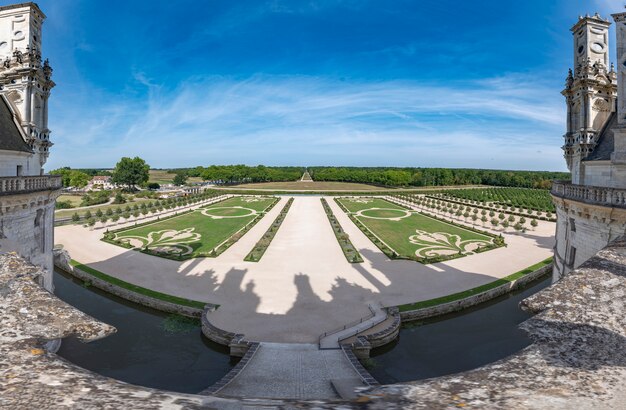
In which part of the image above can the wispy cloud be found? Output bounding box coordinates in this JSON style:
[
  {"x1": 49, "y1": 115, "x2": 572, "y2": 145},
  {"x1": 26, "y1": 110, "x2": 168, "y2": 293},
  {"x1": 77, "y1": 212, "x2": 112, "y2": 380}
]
[{"x1": 48, "y1": 73, "x2": 564, "y2": 171}]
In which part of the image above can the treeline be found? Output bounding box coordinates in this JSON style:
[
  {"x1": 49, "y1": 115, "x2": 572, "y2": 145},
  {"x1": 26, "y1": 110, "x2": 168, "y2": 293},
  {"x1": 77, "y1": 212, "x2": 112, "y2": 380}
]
[
  {"x1": 308, "y1": 167, "x2": 569, "y2": 189},
  {"x1": 176, "y1": 165, "x2": 303, "y2": 184}
]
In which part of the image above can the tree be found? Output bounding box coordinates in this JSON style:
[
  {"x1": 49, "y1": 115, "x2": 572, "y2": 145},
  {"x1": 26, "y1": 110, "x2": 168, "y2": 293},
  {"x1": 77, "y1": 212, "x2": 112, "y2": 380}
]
[
  {"x1": 531, "y1": 218, "x2": 538, "y2": 229},
  {"x1": 71, "y1": 213, "x2": 80, "y2": 223},
  {"x1": 173, "y1": 172, "x2": 188, "y2": 186},
  {"x1": 111, "y1": 157, "x2": 150, "y2": 191},
  {"x1": 50, "y1": 168, "x2": 91, "y2": 188},
  {"x1": 113, "y1": 192, "x2": 126, "y2": 204},
  {"x1": 147, "y1": 182, "x2": 161, "y2": 190}
]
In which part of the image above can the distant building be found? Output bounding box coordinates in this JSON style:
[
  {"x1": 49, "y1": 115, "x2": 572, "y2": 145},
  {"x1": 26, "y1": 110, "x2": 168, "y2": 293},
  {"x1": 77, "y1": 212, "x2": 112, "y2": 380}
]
[
  {"x1": 552, "y1": 12, "x2": 626, "y2": 279},
  {"x1": 0, "y1": 3, "x2": 60, "y2": 291},
  {"x1": 87, "y1": 175, "x2": 114, "y2": 190}
]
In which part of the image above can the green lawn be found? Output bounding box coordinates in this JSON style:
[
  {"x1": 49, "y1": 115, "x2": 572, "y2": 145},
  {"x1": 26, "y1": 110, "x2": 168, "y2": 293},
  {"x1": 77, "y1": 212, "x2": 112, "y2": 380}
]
[
  {"x1": 337, "y1": 197, "x2": 495, "y2": 261},
  {"x1": 110, "y1": 196, "x2": 276, "y2": 259}
]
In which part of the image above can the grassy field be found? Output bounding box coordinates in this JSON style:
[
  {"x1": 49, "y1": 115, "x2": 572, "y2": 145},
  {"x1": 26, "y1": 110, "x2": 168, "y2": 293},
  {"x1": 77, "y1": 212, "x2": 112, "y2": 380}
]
[
  {"x1": 223, "y1": 181, "x2": 486, "y2": 192},
  {"x1": 110, "y1": 196, "x2": 276, "y2": 259},
  {"x1": 338, "y1": 197, "x2": 494, "y2": 260},
  {"x1": 149, "y1": 169, "x2": 203, "y2": 185},
  {"x1": 226, "y1": 181, "x2": 408, "y2": 191},
  {"x1": 56, "y1": 195, "x2": 83, "y2": 207}
]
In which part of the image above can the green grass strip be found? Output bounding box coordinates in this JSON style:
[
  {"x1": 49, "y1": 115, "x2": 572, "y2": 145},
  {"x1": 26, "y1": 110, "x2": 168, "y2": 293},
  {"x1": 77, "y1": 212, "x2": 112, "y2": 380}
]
[
  {"x1": 397, "y1": 257, "x2": 553, "y2": 312},
  {"x1": 69, "y1": 259, "x2": 208, "y2": 309}
]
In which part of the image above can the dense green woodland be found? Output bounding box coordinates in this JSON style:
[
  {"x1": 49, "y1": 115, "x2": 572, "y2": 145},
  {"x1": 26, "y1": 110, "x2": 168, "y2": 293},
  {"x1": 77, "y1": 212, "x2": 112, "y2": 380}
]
[
  {"x1": 183, "y1": 165, "x2": 303, "y2": 184},
  {"x1": 307, "y1": 167, "x2": 569, "y2": 189},
  {"x1": 53, "y1": 162, "x2": 570, "y2": 189}
]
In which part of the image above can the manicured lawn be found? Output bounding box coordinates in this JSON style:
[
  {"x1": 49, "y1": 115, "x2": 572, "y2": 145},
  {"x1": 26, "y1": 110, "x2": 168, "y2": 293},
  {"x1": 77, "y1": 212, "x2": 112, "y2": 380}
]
[
  {"x1": 338, "y1": 197, "x2": 495, "y2": 260},
  {"x1": 111, "y1": 196, "x2": 276, "y2": 258},
  {"x1": 149, "y1": 169, "x2": 203, "y2": 185},
  {"x1": 227, "y1": 181, "x2": 400, "y2": 191}
]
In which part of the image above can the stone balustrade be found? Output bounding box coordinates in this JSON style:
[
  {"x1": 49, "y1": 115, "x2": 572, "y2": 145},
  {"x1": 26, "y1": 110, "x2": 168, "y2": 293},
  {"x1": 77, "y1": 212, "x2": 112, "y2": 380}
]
[
  {"x1": 551, "y1": 179, "x2": 626, "y2": 208},
  {"x1": 0, "y1": 175, "x2": 62, "y2": 195}
]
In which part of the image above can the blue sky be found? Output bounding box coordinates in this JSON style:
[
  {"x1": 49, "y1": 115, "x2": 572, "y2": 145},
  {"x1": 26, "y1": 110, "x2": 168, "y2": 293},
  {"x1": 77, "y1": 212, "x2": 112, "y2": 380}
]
[{"x1": 33, "y1": 0, "x2": 622, "y2": 171}]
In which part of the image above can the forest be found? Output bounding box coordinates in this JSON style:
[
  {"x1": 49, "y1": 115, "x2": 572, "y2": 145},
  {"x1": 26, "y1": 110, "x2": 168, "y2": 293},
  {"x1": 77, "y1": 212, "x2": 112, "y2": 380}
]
[{"x1": 307, "y1": 167, "x2": 569, "y2": 189}]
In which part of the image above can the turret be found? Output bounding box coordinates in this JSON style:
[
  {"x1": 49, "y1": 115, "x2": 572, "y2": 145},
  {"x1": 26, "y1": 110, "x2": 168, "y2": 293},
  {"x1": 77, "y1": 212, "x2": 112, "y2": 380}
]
[
  {"x1": 0, "y1": 2, "x2": 54, "y2": 175},
  {"x1": 562, "y1": 13, "x2": 616, "y2": 184}
]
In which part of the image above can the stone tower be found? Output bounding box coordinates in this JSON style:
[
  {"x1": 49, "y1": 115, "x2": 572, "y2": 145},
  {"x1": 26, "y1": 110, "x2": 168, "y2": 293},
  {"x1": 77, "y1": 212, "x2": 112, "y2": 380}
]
[
  {"x1": 0, "y1": 3, "x2": 54, "y2": 175},
  {"x1": 562, "y1": 13, "x2": 616, "y2": 184},
  {"x1": 552, "y1": 11, "x2": 626, "y2": 280},
  {"x1": 0, "y1": 2, "x2": 60, "y2": 291}
]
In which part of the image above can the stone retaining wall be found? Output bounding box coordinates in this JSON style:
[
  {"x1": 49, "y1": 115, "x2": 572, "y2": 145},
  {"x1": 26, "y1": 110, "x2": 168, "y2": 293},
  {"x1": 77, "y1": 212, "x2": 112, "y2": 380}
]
[
  {"x1": 400, "y1": 263, "x2": 552, "y2": 322},
  {"x1": 53, "y1": 249, "x2": 209, "y2": 318},
  {"x1": 347, "y1": 307, "x2": 401, "y2": 359}
]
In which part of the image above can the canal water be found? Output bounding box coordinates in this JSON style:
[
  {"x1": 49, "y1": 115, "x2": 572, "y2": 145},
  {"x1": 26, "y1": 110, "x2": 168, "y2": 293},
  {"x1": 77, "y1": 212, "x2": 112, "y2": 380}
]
[
  {"x1": 368, "y1": 275, "x2": 552, "y2": 384},
  {"x1": 53, "y1": 268, "x2": 551, "y2": 392},
  {"x1": 53, "y1": 270, "x2": 235, "y2": 394}
]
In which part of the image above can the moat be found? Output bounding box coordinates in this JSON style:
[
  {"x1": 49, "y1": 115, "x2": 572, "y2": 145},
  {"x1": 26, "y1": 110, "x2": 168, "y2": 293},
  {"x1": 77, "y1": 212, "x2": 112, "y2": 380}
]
[{"x1": 54, "y1": 269, "x2": 550, "y2": 393}]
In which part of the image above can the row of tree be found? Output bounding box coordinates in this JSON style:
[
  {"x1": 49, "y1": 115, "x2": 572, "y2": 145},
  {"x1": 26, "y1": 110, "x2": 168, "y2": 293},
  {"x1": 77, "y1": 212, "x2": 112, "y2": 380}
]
[
  {"x1": 308, "y1": 167, "x2": 569, "y2": 189},
  {"x1": 182, "y1": 165, "x2": 303, "y2": 184}
]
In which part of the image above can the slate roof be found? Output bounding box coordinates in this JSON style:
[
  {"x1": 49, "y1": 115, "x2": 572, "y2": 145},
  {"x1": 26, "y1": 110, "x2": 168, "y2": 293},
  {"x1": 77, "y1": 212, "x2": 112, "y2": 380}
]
[
  {"x1": 0, "y1": 96, "x2": 32, "y2": 154},
  {"x1": 585, "y1": 110, "x2": 616, "y2": 162}
]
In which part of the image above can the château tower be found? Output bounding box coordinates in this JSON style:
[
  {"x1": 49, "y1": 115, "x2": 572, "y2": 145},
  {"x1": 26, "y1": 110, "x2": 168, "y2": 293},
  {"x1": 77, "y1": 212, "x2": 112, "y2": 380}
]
[
  {"x1": 562, "y1": 13, "x2": 616, "y2": 184},
  {"x1": 0, "y1": 2, "x2": 54, "y2": 175},
  {"x1": 552, "y1": 11, "x2": 626, "y2": 280}
]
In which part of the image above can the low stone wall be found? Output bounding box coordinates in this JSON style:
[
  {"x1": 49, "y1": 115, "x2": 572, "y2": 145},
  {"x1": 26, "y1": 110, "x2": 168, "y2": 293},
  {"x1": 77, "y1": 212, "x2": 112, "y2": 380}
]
[
  {"x1": 200, "y1": 342, "x2": 260, "y2": 395},
  {"x1": 53, "y1": 249, "x2": 209, "y2": 318},
  {"x1": 340, "y1": 345, "x2": 380, "y2": 387},
  {"x1": 200, "y1": 306, "x2": 253, "y2": 357},
  {"x1": 347, "y1": 307, "x2": 401, "y2": 359},
  {"x1": 200, "y1": 306, "x2": 238, "y2": 346},
  {"x1": 400, "y1": 263, "x2": 552, "y2": 322}
]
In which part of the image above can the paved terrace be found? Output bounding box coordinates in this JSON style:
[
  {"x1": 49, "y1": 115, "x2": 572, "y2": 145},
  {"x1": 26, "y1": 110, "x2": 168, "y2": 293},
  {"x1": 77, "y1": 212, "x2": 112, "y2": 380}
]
[{"x1": 55, "y1": 195, "x2": 555, "y2": 343}]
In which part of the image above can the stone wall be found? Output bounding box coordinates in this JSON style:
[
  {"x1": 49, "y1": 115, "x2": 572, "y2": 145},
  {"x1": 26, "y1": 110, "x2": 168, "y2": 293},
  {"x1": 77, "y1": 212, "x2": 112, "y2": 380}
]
[
  {"x1": 552, "y1": 194, "x2": 626, "y2": 279},
  {"x1": 0, "y1": 188, "x2": 58, "y2": 290}
]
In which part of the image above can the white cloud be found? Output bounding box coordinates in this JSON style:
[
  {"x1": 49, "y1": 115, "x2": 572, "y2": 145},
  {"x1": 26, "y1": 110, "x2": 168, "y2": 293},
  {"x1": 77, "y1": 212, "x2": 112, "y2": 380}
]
[{"x1": 47, "y1": 73, "x2": 565, "y2": 171}]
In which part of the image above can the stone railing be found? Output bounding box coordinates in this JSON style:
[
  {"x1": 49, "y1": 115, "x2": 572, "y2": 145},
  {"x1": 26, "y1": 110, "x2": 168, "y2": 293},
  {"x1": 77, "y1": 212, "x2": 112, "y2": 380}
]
[
  {"x1": 551, "y1": 180, "x2": 626, "y2": 208},
  {"x1": 0, "y1": 175, "x2": 62, "y2": 195}
]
